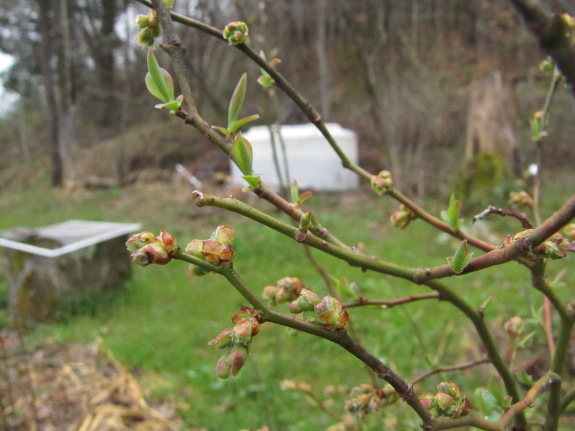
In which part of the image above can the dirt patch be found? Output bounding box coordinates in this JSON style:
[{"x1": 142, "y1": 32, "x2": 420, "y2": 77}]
[{"x1": 0, "y1": 332, "x2": 182, "y2": 431}]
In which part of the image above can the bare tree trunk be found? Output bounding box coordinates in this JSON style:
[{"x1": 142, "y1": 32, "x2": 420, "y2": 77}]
[
  {"x1": 37, "y1": 0, "x2": 64, "y2": 187},
  {"x1": 315, "y1": 0, "x2": 331, "y2": 120}
]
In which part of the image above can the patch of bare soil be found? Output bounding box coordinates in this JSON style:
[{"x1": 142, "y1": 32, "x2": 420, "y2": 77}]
[{"x1": 0, "y1": 332, "x2": 182, "y2": 431}]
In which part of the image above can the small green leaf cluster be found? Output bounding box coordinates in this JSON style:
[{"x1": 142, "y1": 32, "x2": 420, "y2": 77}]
[
  {"x1": 474, "y1": 378, "x2": 513, "y2": 421},
  {"x1": 135, "y1": 10, "x2": 162, "y2": 47}
]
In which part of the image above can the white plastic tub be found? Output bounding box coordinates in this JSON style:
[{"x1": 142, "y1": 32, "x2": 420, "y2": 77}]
[{"x1": 230, "y1": 123, "x2": 359, "y2": 191}]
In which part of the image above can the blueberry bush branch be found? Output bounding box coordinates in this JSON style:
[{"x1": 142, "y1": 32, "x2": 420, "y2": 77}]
[{"x1": 129, "y1": 1, "x2": 575, "y2": 429}]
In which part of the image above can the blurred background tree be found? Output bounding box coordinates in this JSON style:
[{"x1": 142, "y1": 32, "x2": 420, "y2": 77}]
[{"x1": 0, "y1": 0, "x2": 573, "y2": 196}]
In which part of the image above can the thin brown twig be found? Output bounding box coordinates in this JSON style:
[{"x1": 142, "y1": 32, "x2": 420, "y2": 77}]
[
  {"x1": 410, "y1": 357, "x2": 491, "y2": 386},
  {"x1": 343, "y1": 292, "x2": 441, "y2": 309},
  {"x1": 473, "y1": 205, "x2": 533, "y2": 229}
]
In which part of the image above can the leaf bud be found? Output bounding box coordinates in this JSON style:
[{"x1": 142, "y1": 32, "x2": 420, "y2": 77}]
[
  {"x1": 315, "y1": 296, "x2": 349, "y2": 329},
  {"x1": 288, "y1": 288, "x2": 321, "y2": 314}
]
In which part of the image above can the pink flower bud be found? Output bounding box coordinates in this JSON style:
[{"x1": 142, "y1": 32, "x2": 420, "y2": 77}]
[
  {"x1": 212, "y1": 225, "x2": 235, "y2": 245},
  {"x1": 436, "y1": 392, "x2": 454, "y2": 411},
  {"x1": 437, "y1": 381, "x2": 461, "y2": 399},
  {"x1": 185, "y1": 239, "x2": 204, "y2": 258},
  {"x1": 126, "y1": 231, "x2": 156, "y2": 251},
  {"x1": 158, "y1": 230, "x2": 178, "y2": 256},
  {"x1": 233, "y1": 318, "x2": 259, "y2": 339},
  {"x1": 208, "y1": 327, "x2": 234, "y2": 347},
  {"x1": 131, "y1": 242, "x2": 170, "y2": 266},
  {"x1": 215, "y1": 346, "x2": 248, "y2": 379}
]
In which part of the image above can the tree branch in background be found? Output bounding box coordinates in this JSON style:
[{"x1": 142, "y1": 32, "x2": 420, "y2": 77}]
[{"x1": 508, "y1": 0, "x2": 575, "y2": 97}]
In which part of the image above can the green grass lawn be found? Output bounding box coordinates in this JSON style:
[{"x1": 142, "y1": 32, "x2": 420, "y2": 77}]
[{"x1": 1, "y1": 172, "x2": 573, "y2": 430}]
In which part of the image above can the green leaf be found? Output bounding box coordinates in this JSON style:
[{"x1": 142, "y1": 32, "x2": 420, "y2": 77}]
[
  {"x1": 154, "y1": 94, "x2": 183, "y2": 112},
  {"x1": 516, "y1": 370, "x2": 533, "y2": 386},
  {"x1": 242, "y1": 175, "x2": 260, "y2": 191},
  {"x1": 228, "y1": 114, "x2": 260, "y2": 134},
  {"x1": 487, "y1": 378, "x2": 506, "y2": 407},
  {"x1": 440, "y1": 194, "x2": 463, "y2": 230},
  {"x1": 145, "y1": 48, "x2": 174, "y2": 103},
  {"x1": 228, "y1": 73, "x2": 247, "y2": 130},
  {"x1": 234, "y1": 133, "x2": 253, "y2": 175},
  {"x1": 257, "y1": 72, "x2": 275, "y2": 88},
  {"x1": 212, "y1": 126, "x2": 231, "y2": 136},
  {"x1": 291, "y1": 180, "x2": 299, "y2": 204},
  {"x1": 447, "y1": 240, "x2": 473, "y2": 274}
]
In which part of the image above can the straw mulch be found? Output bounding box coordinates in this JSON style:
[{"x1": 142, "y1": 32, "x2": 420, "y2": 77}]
[{"x1": 0, "y1": 331, "x2": 182, "y2": 431}]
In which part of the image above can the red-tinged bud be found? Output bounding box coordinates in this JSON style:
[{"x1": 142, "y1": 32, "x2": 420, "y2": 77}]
[
  {"x1": 262, "y1": 285, "x2": 281, "y2": 305},
  {"x1": 215, "y1": 346, "x2": 248, "y2": 379},
  {"x1": 419, "y1": 393, "x2": 436, "y2": 410},
  {"x1": 315, "y1": 296, "x2": 349, "y2": 329},
  {"x1": 131, "y1": 242, "x2": 170, "y2": 266},
  {"x1": 370, "y1": 170, "x2": 393, "y2": 195},
  {"x1": 212, "y1": 225, "x2": 235, "y2": 245},
  {"x1": 504, "y1": 316, "x2": 524, "y2": 338},
  {"x1": 219, "y1": 244, "x2": 234, "y2": 263},
  {"x1": 158, "y1": 230, "x2": 178, "y2": 256},
  {"x1": 126, "y1": 231, "x2": 156, "y2": 251},
  {"x1": 277, "y1": 277, "x2": 304, "y2": 294},
  {"x1": 208, "y1": 327, "x2": 233, "y2": 348},
  {"x1": 233, "y1": 318, "x2": 259, "y2": 340},
  {"x1": 202, "y1": 239, "x2": 226, "y2": 264}
]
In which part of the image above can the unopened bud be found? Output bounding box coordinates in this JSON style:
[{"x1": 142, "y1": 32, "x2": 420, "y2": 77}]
[
  {"x1": 509, "y1": 191, "x2": 534, "y2": 208},
  {"x1": 158, "y1": 230, "x2": 178, "y2": 256},
  {"x1": 223, "y1": 21, "x2": 249, "y2": 45},
  {"x1": 126, "y1": 231, "x2": 156, "y2": 251},
  {"x1": 215, "y1": 346, "x2": 248, "y2": 379},
  {"x1": 436, "y1": 392, "x2": 454, "y2": 411},
  {"x1": 208, "y1": 327, "x2": 234, "y2": 348},
  {"x1": 288, "y1": 288, "x2": 321, "y2": 313},
  {"x1": 233, "y1": 318, "x2": 259, "y2": 340},
  {"x1": 131, "y1": 242, "x2": 170, "y2": 266},
  {"x1": 371, "y1": 170, "x2": 393, "y2": 195},
  {"x1": 437, "y1": 381, "x2": 461, "y2": 399},
  {"x1": 315, "y1": 296, "x2": 349, "y2": 329},
  {"x1": 185, "y1": 239, "x2": 204, "y2": 258},
  {"x1": 212, "y1": 225, "x2": 235, "y2": 245}
]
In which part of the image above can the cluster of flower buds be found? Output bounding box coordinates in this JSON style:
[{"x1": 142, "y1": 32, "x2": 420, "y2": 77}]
[
  {"x1": 289, "y1": 288, "x2": 349, "y2": 330},
  {"x1": 185, "y1": 225, "x2": 235, "y2": 276},
  {"x1": 370, "y1": 170, "x2": 393, "y2": 195},
  {"x1": 390, "y1": 204, "x2": 417, "y2": 229},
  {"x1": 509, "y1": 191, "x2": 534, "y2": 209},
  {"x1": 504, "y1": 316, "x2": 525, "y2": 339},
  {"x1": 345, "y1": 384, "x2": 385, "y2": 418},
  {"x1": 503, "y1": 229, "x2": 573, "y2": 260},
  {"x1": 126, "y1": 230, "x2": 178, "y2": 266},
  {"x1": 262, "y1": 277, "x2": 305, "y2": 305},
  {"x1": 135, "y1": 10, "x2": 162, "y2": 46},
  {"x1": 223, "y1": 21, "x2": 249, "y2": 45},
  {"x1": 209, "y1": 306, "x2": 261, "y2": 379},
  {"x1": 419, "y1": 381, "x2": 471, "y2": 418}
]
